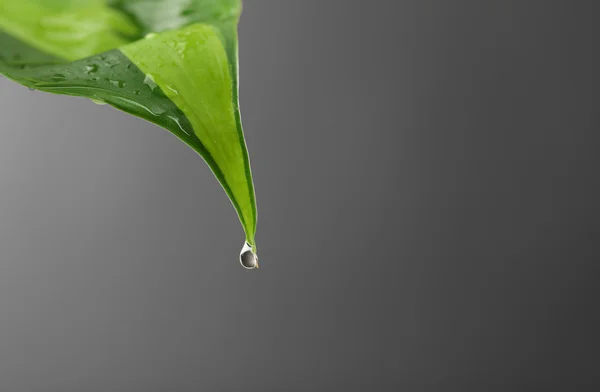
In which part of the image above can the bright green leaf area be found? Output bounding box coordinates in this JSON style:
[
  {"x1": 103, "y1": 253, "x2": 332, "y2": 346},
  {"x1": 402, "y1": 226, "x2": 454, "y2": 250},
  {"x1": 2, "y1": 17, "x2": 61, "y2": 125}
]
[
  {"x1": 0, "y1": 0, "x2": 139, "y2": 61},
  {"x1": 121, "y1": 25, "x2": 256, "y2": 246},
  {"x1": 0, "y1": 0, "x2": 257, "y2": 253},
  {"x1": 109, "y1": 0, "x2": 240, "y2": 36}
]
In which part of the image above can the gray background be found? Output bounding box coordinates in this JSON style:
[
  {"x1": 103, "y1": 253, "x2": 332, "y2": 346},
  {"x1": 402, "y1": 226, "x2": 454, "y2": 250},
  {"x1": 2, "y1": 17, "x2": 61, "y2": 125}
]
[{"x1": 1, "y1": 1, "x2": 598, "y2": 390}]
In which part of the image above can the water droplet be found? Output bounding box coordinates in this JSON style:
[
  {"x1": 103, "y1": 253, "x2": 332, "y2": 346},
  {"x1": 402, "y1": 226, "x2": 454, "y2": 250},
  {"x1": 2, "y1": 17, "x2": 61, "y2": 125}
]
[
  {"x1": 28, "y1": 87, "x2": 35, "y2": 92},
  {"x1": 240, "y1": 242, "x2": 258, "y2": 269},
  {"x1": 145, "y1": 33, "x2": 156, "y2": 39},
  {"x1": 143, "y1": 74, "x2": 157, "y2": 91},
  {"x1": 133, "y1": 90, "x2": 141, "y2": 95},
  {"x1": 90, "y1": 98, "x2": 107, "y2": 105},
  {"x1": 162, "y1": 114, "x2": 190, "y2": 136},
  {"x1": 52, "y1": 74, "x2": 66, "y2": 82},
  {"x1": 85, "y1": 64, "x2": 98, "y2": 74},
  {"x1": 104, "y1": 58, "x2": 120, "y2": 68},
  {"x1": 164, "y1": 84, "x2": 179, "y2": 95},
  {"x1": 109, "y1": 96, "x2": 161, "y2": 117},
  {"x1": 107, "y1": 79, "x2": 126, "y2": 88}
]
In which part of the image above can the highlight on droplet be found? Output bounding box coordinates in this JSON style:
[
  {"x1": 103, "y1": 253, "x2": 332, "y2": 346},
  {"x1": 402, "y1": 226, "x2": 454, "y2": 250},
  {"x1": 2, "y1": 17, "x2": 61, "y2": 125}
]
[{"x1": 240, "y1": 241, "x2": 258, "y2": 269}]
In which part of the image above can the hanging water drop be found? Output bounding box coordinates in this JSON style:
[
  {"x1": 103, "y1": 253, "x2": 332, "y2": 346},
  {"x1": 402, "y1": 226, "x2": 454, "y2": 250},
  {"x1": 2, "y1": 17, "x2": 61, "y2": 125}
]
[{"x1": 240, "y1": 241, "x2": 258, "y2": 269}]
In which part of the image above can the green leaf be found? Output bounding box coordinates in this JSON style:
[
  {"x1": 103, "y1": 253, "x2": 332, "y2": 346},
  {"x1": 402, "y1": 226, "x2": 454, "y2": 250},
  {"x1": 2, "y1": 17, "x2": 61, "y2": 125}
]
[{"x1": 0, "y1": 0, "x2": 258, "y2": 264}]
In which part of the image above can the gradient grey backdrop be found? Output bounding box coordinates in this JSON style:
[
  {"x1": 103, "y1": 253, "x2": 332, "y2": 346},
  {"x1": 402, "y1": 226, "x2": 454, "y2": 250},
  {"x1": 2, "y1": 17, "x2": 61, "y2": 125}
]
[{"x1": 1, "y1": 1, "x2": 598, "y2": 390}]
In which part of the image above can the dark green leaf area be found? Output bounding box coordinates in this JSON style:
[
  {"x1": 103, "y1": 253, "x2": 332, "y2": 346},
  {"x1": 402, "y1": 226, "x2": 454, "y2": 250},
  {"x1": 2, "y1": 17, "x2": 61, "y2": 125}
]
[{"x1": 3, "y1": 48, "x2": 197, "y2": 144}]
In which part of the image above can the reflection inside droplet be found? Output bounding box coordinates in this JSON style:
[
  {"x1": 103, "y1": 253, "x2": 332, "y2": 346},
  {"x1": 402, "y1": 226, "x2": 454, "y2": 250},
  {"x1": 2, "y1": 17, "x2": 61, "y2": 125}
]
[{"x1": 240, "y1": 241, "x2": 258, "y2": 269}]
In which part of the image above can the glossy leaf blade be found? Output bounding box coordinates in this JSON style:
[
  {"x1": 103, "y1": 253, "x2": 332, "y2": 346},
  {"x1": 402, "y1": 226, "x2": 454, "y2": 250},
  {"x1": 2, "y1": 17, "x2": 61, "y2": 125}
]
[
  {"x1": 0, "y1": 0, "x2": 257, "y2": 256},
  {"x1": 121, "y1": 24, "x2": 256, "y2": 244}
]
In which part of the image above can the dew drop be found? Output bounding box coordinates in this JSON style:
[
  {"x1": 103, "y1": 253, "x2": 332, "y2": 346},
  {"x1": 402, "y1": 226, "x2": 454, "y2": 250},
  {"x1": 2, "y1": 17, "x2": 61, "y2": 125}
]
[
  {"x1": 164, "y1": 84, "x2": 179, "y2": 95},
  {"x1": 85, "y1": 64, "x2": 98, "y2": 74},
  {"x1": 143, "y1": 74, "x2": 157, "y2": 91},
  {"x1": 240, "y1": 242, "x2": 258, "y2": 269},
  {"x1": 107, "y1": 79, "x2": 126, "y2": 88},
  {"x1": 145, "y1": 33, "x2": 156, "y2": 39},
  {"x1": 90, "y1": 98, "x2": 107, "y2": 105},
  {"x1": 51, "y1": 74, "x2": 66, "y2": 82},
  {"x1": 104, "y1": 59, "x2": 120, "y2": 68}
]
